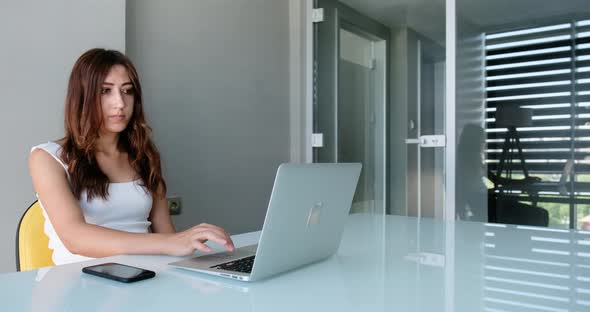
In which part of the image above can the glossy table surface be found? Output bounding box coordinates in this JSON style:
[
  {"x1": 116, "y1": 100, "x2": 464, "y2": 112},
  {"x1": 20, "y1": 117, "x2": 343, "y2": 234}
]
[{"x1": 2, "y1": 214, "x2": 589, "y2": 312}]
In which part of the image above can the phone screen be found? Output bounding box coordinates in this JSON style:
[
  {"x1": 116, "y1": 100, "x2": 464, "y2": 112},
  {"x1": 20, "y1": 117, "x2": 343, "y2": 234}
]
[
  {"x1": 85, "y1": 263, "x2": 149, "y2": 279},
  {"x1": 82, "y1": 263, "x2": 154, "y2": 282}
]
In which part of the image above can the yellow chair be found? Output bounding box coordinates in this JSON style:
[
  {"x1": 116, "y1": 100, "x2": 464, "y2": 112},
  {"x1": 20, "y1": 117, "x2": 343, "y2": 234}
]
[{"x1": 16, "y1": 201, "x2": 54, "y2": 271}]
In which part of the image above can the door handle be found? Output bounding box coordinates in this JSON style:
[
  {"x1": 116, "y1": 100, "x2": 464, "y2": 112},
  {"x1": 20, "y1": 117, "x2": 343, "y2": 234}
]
[{"x1": 405, "y1": 135, "x2": 446, "y2": 147}]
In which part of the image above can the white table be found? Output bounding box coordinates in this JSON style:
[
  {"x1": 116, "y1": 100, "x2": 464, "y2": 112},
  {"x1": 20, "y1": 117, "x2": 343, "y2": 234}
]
[{"x1": 2, "y1": 214, "x2": 589, "y2": 311}]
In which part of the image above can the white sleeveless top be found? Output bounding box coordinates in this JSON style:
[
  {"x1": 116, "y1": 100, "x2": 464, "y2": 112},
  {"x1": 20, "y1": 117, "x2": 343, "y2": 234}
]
[{"x1": 31, "y1": 142, "x2": 153, "y2": 265}]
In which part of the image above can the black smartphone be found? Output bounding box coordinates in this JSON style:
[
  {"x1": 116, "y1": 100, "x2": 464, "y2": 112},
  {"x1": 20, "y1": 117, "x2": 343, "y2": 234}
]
[{"x1": 82, "y1": 262, "x2": 156, "y2": 283}]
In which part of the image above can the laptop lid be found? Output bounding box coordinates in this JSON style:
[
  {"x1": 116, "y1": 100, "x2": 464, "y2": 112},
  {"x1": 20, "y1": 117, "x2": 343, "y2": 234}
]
[{"x1": 248, "y1": 163, "x2": 361, "y2": 281}]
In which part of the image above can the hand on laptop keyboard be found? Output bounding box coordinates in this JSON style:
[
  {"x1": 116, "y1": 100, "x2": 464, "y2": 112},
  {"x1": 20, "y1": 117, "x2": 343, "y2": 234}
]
[{"x1": 164, "y1": 223, "x2": 235, "y2": 257}]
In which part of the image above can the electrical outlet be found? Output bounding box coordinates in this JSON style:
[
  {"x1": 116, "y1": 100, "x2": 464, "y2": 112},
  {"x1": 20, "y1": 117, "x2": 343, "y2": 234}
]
[{"x1": 167, "y1": 196, "x2": 182, "y2": 215}]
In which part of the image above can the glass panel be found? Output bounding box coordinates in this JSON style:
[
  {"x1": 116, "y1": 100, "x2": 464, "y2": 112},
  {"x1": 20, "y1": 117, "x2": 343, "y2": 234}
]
[
  {"x1": 314, "y1": 0, "x2": 390, "y2": 217},
  {"x1": 338, "y1": 29, "x2": 387, "y2": 213},
  {"x1": 456, "y1": 0, "x2": 590, "y2": 229},
  {"x1": 315, "y1": 0, "x2": 447, "y2": 219}
]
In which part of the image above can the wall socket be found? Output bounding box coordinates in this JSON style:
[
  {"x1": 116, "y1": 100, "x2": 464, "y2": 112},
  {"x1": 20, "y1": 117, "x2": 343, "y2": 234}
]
[{"x1": 167, "y1": 196, "x2": 182, "y2": 215}]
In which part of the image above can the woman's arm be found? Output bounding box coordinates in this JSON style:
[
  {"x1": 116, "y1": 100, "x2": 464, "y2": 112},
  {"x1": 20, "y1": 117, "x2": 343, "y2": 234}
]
[
  {"x1": 29, "y1": 149, "x2": 234, "y2": 258},
  {"x1": 149, "y1": 184, "x2": 176, "y2": 234}
]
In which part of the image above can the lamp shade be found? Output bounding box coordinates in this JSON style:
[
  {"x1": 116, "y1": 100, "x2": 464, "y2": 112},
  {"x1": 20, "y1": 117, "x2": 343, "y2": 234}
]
[{"x1": 495, "y1": 106, "x2": 533, "y2": 128}]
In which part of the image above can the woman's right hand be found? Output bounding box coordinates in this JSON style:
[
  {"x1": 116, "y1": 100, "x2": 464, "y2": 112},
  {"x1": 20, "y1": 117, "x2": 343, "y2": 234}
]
[{"x1": 163, "y1": 223, "x2": 235, "y2": 257}]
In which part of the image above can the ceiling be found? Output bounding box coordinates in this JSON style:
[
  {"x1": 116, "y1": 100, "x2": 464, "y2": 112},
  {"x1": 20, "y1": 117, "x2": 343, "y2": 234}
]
[{"x1": 338, "y1": 0, "x2": 590, "y2": 44}]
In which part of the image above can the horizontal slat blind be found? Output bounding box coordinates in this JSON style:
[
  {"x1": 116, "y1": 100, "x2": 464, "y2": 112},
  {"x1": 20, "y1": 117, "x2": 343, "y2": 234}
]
[
  {"x1": 575, "y1": 20, "x2": 590, "y2": 198},
  {"x1": 483, "y1": 224, "x2": 590, "y2": 312},
  {"x1": 485, "y1": 20, "x2": 590, "y2": 227},
  {"x1": 485, "y1": 22, "x2": 590, "y2": 177}
]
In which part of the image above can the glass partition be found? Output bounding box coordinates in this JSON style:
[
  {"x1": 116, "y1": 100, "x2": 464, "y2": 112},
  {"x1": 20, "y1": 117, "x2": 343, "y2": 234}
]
[
  {"x1": 312, "y1": 0, "x2": 590, "y2": 229},
  {"x1": 456, "y1": 0, "x2": 590, "y2": 229},
  {"x1": 314, "y1": 0, "x2": 446, "y2": 218}
]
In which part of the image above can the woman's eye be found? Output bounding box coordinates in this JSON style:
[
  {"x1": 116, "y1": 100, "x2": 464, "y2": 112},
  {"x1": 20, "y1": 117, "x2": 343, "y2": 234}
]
[
  {"x1": 101, "y1": 88, "x2": 110, "y2": 94},
  {"x1": 122, "y1": 88, "x2": 135, "y2": 95}
]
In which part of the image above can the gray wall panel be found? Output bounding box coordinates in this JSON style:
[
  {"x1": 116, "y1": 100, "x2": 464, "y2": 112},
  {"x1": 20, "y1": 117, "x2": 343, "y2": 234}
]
[
  {"x1": 126, "y1": 0, "x2": 290, "y2": 235},
  {"x1": 0, "y1": 0, "x2": 125, "y2": 273}
]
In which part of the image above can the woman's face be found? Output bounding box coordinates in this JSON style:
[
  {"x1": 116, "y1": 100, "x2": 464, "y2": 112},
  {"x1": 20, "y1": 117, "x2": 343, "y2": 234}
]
[{"x1": 100, "y1": 65, "x2": 135, "y2": 135}]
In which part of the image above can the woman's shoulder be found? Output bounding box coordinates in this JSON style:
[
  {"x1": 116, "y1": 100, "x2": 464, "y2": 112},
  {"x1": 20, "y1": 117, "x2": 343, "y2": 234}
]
[
  {"x1": 30, "y1": 140, "x2": 67, "y2": 170},
  {"x1": 31, "y1": 141, "x2": 63, "y2": 154}
]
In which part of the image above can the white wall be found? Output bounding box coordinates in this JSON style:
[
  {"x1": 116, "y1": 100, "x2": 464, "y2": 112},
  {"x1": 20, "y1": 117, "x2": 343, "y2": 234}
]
[
  {"x1": 0, "y1": 1, "x2": 125, "y2": 272},
  {"x1": 289, "y1": 0, "x2": 313, "y2": 164},
  {"x1": 125, "y1": 0, "x2": 291, "y2": 235}
]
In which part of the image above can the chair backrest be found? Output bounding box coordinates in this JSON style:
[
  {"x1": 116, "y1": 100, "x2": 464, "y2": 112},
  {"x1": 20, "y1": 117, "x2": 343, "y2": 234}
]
[{"x1": 16, "y1": 201, "x2": 54, "y2": 271}]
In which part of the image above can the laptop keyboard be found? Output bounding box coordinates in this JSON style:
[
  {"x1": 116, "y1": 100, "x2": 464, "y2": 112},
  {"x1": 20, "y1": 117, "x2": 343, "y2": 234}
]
[{"x1": 211, "y1": 255, "x2": 255, "y2": 273}]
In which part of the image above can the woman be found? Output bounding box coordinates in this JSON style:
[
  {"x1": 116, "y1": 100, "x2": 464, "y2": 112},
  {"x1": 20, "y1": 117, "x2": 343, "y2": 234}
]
[{"x1": 29, "y1": 48, "x2": 234, "y2": 265}]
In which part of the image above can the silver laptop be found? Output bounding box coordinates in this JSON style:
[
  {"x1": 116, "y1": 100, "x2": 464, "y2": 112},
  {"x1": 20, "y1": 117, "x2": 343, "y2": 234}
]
[{"x1": 169, "y1": 163, "x2": 361, "y2": 282}]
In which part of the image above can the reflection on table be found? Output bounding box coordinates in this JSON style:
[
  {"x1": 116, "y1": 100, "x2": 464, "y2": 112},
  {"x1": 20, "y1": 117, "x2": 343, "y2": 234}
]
[{"x1": 1, "y1": 214, "x2": 589, "y2": 312}]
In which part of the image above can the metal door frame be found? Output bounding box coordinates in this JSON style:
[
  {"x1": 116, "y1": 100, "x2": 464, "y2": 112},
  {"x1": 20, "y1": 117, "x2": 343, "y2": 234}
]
[
  {"x1": 312, "y1": 0, "x2": 390, "y2": 214},
  {"x1": 304, "y1": 0, "x2": 457, "y2": 221}
]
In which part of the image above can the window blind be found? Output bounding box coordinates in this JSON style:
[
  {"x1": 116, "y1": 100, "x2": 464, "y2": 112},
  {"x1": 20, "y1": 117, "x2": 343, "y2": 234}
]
[{"x1": 485, "y1": 19, "x2": 590, "y2": 228}]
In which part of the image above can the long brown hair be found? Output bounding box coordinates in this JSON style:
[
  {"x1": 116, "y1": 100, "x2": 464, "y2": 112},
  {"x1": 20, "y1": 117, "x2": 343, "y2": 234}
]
[{"x1": 60, "y1": 48, "x2": 166, "y2": 200}]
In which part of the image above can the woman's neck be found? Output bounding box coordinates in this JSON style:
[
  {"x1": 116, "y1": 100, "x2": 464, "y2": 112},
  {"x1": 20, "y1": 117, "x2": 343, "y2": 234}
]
[{"x1": 95, "y1": 132, "x2": 121, "y2": 156}]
